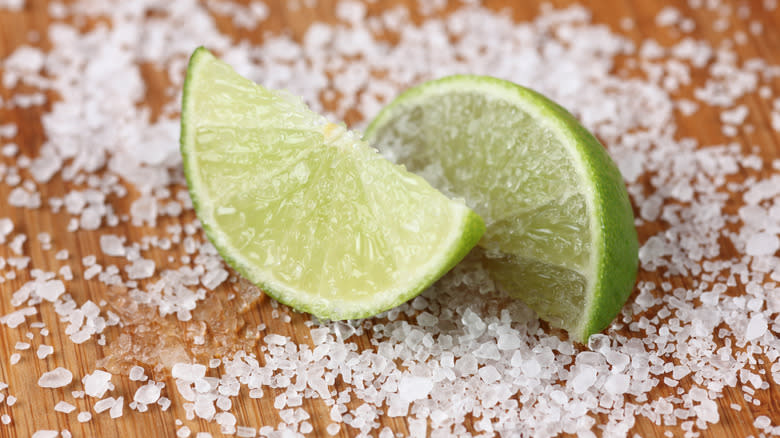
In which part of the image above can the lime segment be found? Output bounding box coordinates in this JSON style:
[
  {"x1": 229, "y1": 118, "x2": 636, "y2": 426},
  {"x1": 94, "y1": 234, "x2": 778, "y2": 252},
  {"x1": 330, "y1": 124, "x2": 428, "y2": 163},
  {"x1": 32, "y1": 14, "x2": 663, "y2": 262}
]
[
  {"x1": 365, "y1": 75, "x2": 638, "y2": 342},
  {"x1": 181, "y1": 49, "x2": 485, "y2": 320}
]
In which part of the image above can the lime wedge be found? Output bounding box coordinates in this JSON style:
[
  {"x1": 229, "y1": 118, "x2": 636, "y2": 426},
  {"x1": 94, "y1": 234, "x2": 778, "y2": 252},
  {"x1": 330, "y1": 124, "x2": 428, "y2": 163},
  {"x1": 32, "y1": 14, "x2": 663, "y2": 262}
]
[
  {"x1": 365, "y1": 75, "x2": 638, "y2": 343},
  {"x1": 180, "y1": 49, "x2": 484, "y2": 320}
]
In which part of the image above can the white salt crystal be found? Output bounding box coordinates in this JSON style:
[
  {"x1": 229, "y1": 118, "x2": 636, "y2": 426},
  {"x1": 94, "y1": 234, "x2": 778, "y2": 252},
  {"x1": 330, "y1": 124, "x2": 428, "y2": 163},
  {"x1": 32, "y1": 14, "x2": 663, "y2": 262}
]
[
  {"x1": 129, "y1": 366, "x2": 147, "y2": 381},
  {"x1": 31, "y1": 431, "x2": 58, "y2": 438},
  {"x1": 264, "y1": 334, "x2": 287, "y2": 345},
  {"x1": 571, "y1": 366, "x2": 597, "y2": 394},
  {"x1": 157, "y1": 397, "x2": 171, "y2": 411},
  {"x1": 745, "y1": 315, "x2": 768, "y2": 341},
  {"x1": 745, "y1": 232, "x2": 779, "y2": 256},
  {"x1": 497, "y1": 333, "x2": 522, "y2": 350},
  {"x1": 10, "y1": 353, "x2": 20, "y2": 364},
  {"x1": 15, "y1": 341, "x2": 30, "y2": 350},
  {"x1": 326, "y1": 424, "x2": 340, "y2": 435},
  {"x1": 473, "y1": 342, "x2": 500, "y2": 360},
  {"x1": 605, "y1": 374, "x2": 630, "y2": 394},
  {"x1": 1, "y1": 414, "x2": 11, "y2": 425},
  {"x1": 38, "y1": 367, "x2": 73, "y2": 388},
  {"x1": 172, "y1": 363, "x2": 207, "y2": 381},
  {"x1": 82, "y1": 370, "x2": 112, "y2": 398},
  {"x1": 134, "y1": 383, "x2": 161, "y2": 405},
  {"x1": 54, "y1": 401, "x2": 77, "y2": 413},
  {"x1": 478, "y1": 365, "x2": 501, "y2": 383},
  {"x1": 215, "y1": 412, "x2": 236, "y2": 427},
  {"x1": 755, "y1": 415, "x2": 771, "y2": 429},
  {"x1": 693, "y1": 399, "x2": 719, "y2": 423},
  {"x1": 77, "y1": 411, "x2": 92, "y2": 422},
  {"x1": 5, "y1": 395, "x2": 15, "y2": 406},
  {"x1": 99, "y1": 234, "x2": 125, "y2": 256},
  {"x1": 36, "y1": 279, "x2": 65, "y2": 302},
  {"x1": 36, "y1": 344, "x2": 54, "y2": 359},
  {"x1": 236, "y1": 426, "x2": 256, "y2": 437},
  {"x1": 126, "y1": 258, "x2": 155, "y2": 279},
  {"x1": 194, "y1": 396, "x2": 216, "y2": 420},
  {"x1": 177, "y1": 426, "x2": 191, "y2": 437},
  {"x1": 216, "y1": 396, "x2": 231, "y2": 411},
  {"x1": 94, "y1": 397, "x2": 116, "y2": 413},
  {"x1": 521, "y1": 359, "x2": 541, "y2": 378},
  {"x1": 398, "y1": 376, "x2": 433, "y2": 402},
  {"x1": 110, "y1": 396, "x2": 124, "y2": 418},
  {"x1": 201, "y1": 268, "x2": 228, "y2": 290},
  {"x1": 196, "y1": 433, "x2": 213, "y2": 438}
]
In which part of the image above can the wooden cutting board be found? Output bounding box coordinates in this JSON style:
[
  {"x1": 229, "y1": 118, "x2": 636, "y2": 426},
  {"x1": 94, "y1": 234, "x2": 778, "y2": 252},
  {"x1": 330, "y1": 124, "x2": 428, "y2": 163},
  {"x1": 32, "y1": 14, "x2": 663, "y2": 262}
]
[{"x1": 0, "y1": 0, "x2": 778, "y2": 437}]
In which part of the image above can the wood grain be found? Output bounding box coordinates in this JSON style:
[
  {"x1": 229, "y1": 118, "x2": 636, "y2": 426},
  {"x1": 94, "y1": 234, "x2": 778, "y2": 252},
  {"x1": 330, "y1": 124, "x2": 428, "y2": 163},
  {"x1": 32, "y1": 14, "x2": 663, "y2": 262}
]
[{"x1": 1, "y1": 0, "x2": 779, "y2": 437}]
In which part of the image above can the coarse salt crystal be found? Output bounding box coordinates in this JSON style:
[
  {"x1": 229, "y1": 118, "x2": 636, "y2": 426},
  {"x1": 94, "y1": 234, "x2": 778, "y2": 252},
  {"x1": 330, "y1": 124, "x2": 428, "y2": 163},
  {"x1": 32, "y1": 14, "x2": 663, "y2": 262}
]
[
  {"x1": 110, "y1": 397, "x2": 124, "y2": 418},
  {"x1": 126, "y1": 258, "x2": 155, "y2": 279},
  {"x1": 94, "y1": 397, "x2": 116, "y2": 413},
  {"x1": 36, "y1": 344, "x2": 54, "y2": 359},
  {"x1": 31, "y1": 431, "x2": 58, "y2": 438},
  {"x1": 82, "y1": 370, "x2": 112, "y2": 398},
  {"x1": 36, "y1": 279, "x2": 65, "y2": 302},
  {"x1": 172, "y1": 363, "x2": 207, "y2": 381},
  {"x1": 54, "y1": 401, "x2": 77, "y2": 413},
  {"x1": 77, "y1": 411, "x2": 92, "y2": 422},
  {"x1": 129, "y1": 365, "x2": 147, "y2": 381},
  {"x1": 134, "y1": 383, "x2": 161, "y2": 405},
  {"x1": 38, "y1": 367, "x2": 73, "y2": 388},
  {"x1": 398, "y1": 376, "x2": 433, "y2": 402},
  {"x1": 745, "y1": 315, "x2": 768, "y2": 341},
  {"x1": 99, "y1": 234, "x2": 125, "y2": 256}
]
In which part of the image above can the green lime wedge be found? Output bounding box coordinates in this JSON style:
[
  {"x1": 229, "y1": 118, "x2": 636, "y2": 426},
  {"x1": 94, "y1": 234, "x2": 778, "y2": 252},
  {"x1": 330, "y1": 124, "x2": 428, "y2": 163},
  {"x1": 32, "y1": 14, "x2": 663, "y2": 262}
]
[
  {"x1": 365, "y1": 75, "x2": 638, "y2": 343},
  {"x1": 180, "y1": 49, "x2": 484, "y2": 320}
]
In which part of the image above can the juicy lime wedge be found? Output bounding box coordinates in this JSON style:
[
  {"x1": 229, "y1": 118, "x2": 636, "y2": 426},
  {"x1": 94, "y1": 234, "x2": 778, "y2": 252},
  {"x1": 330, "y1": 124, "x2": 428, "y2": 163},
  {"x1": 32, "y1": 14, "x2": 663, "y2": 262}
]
[
  {"x1": 181, "y1": 48, "x2": 485, "y2": 320},
  {"x1": 364, "y1": 75, "x2": 638, "y2": 343}
]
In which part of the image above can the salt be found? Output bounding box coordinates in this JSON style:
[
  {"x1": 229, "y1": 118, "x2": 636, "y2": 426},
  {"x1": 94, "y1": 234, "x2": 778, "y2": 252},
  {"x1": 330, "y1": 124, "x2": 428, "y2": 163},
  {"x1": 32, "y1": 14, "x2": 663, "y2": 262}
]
[
  {"x1": 745, "y1": 315, "x2": 768, "y2": 341},
  {"x1": 398, "y1": 376, "x2": 433, "y2": 402},
  {"x1": 83, "y1": 370, "x2": 113, "y2": 398},
  {"x1": 129, "y1": 366, "x2": 147, "y2": 381},
  {"x1": 99, "y1": 234, "x2": 125, "y2": 256},
  {"x1": 38, "y1": 367, "x2": 73, "y2": 388},
  {"x1": 134, "y1": 383, "x2": 161, "y2": 405},
  {"x1": 54, "y1": 401, "x2": 77, "y2": 413},
  {"x1": 36, "y1": 344, "x2": 54, "y2": 359},
  {"x1": 172, "y1": 363, "x2": 207, "y2": 381}
]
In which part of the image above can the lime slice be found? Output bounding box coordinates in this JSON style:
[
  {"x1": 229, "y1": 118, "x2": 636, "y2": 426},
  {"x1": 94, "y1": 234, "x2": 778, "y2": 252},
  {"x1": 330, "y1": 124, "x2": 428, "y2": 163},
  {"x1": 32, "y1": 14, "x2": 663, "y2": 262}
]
[
  {"x1": 180, "y1": 49, "x2": 485, "y2": 320},
  {"x1": 364, "y1": 75, "x2": 638, "y2": 343}
]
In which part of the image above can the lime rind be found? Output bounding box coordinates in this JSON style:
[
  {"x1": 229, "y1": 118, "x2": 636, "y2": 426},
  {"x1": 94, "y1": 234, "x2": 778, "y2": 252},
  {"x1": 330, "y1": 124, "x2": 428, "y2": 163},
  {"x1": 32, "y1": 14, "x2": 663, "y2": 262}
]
[{"x1": 181, "y1": 48, "x2": 485, "y2": 320}]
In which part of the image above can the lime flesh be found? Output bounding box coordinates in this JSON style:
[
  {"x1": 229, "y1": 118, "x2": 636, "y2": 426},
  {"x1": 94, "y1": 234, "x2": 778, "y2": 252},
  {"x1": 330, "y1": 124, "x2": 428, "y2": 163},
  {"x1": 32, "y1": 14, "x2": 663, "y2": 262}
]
[
  {"x1": 181, "y1": 49, "x2": 485, "y2": 320},
  {"x1": 365, "y1": 75, "x2": 638, "y2": 342}
]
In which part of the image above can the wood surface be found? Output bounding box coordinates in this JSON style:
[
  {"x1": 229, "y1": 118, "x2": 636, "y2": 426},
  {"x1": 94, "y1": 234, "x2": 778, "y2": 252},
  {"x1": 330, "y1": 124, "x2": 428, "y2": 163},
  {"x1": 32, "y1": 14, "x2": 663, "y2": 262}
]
[{"x1": 0, "y1": 0, "x2": 779, "y2": 437}]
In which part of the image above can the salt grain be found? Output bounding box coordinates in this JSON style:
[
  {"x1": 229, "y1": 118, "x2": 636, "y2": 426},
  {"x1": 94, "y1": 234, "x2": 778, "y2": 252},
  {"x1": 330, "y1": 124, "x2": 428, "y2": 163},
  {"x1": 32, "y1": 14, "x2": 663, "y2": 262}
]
[
  {"x1": 38, "y1": 367, "x2": 73, "y2": 388},
  {"x1": 129, "y1": 365, "x2": 147, "y2": 381},
  {"x1": 745, "y1": 315, "x2": 768, "y2": 341},
  {"x1": 36, "y1": 344, "x2": 54, "y2": 359},
  {"x1": 134, "y1": 383, "x2": 161, "y2": 405},
  {"x1": 83, "y1": 370, "x2": 113, "y2": 398}
]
